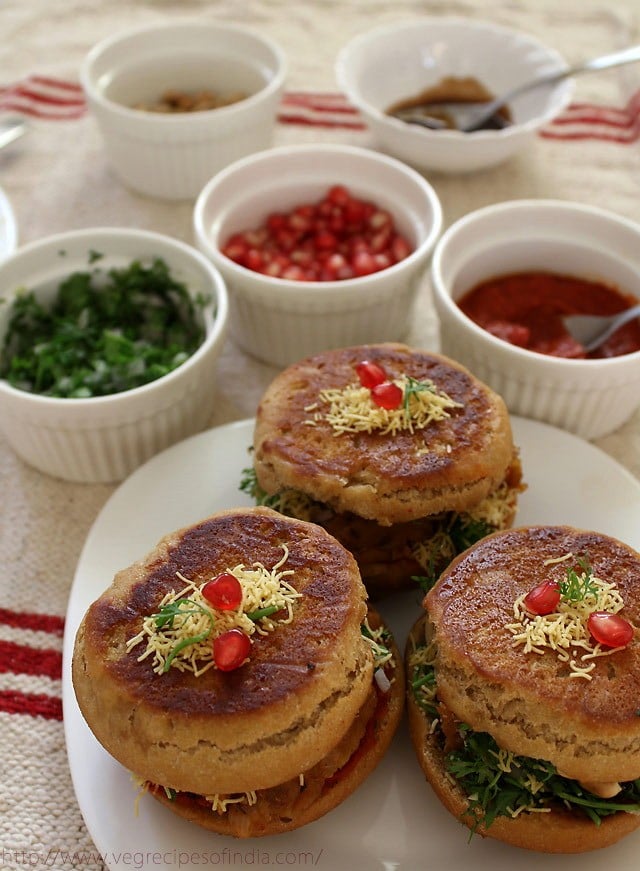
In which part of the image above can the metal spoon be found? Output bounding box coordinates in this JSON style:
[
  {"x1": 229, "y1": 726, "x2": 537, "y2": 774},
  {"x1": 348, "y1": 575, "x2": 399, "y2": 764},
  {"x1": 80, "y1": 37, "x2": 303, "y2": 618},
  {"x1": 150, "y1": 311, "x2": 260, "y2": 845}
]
[
  {"x1": 394, "y1": 43, "x2": 640, "y2": 133},
  {"x1": 562, "y1": 304, "x2": 640, "y2": 352},
  {"x1": 0, "y1": 115, "x2": 27, "y2": 150}
]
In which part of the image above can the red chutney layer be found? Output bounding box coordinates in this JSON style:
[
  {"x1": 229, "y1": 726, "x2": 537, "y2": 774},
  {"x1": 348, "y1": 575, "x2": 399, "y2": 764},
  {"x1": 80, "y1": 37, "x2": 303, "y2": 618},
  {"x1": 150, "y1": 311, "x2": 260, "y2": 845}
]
[{"x1": 458, "y1": 271, "x2": 640, "y2": 359}]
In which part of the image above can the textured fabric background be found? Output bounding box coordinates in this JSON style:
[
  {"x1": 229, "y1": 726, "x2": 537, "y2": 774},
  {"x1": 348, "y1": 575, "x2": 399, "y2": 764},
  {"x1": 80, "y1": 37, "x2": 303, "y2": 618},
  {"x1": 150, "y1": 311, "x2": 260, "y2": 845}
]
[{"x1": 0, "y1": 1, "x2": 639, "y2": 868}]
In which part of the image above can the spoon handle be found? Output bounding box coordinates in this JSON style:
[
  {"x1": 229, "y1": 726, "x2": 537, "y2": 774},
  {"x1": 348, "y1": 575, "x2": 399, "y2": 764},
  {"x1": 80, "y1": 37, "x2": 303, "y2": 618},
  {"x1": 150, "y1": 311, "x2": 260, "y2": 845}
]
[
  {"x1": 568, "y1": 44, "x2": 640, "y2": 77},
  {"x1": 0, "y1": 116, "x2": 27, "y2": 150},
  {"x1": 505, "y1": 44, "x2": 640, "y2": 104},
  {"x1": 599, "y1": 303, "x2": 640, "y2": 334},
  {"x1": 569, "y1": 303, "x2": 640, "y2": 352}
]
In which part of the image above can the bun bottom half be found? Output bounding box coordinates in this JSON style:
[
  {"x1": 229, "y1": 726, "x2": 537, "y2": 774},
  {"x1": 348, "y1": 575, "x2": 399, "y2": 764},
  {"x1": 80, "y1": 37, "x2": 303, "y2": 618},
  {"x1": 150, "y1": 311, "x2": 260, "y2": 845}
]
[
  {"x1": 406, "y1": 618, "x2": 640, "y2": 854},
  {"x1": 147, "y1": 608, "x2": 405, "y2": 838}
]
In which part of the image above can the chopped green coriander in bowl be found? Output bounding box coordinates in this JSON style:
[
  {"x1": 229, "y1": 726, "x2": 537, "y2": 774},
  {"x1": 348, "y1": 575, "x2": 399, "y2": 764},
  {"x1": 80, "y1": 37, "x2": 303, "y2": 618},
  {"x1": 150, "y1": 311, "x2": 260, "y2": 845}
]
[
  {"x1": 0, "y1": 228, "x2": 228, "y2": 482},
  {"x1": 0, "y1": 256, "x2": 207, "y2": 398}
]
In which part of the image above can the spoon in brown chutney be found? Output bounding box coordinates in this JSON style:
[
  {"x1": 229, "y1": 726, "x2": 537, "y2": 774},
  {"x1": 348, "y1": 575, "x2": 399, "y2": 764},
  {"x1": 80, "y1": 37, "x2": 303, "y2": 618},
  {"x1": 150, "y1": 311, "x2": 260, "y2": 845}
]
[{"x1": 389, "y1": 44, "x2": 640, "y2": 133}]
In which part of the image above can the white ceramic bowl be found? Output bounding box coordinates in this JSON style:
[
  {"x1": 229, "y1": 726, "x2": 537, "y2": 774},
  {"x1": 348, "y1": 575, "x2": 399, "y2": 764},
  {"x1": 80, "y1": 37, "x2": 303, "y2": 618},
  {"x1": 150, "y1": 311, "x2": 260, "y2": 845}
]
[
  {"x1": 0, "y1": 228, "x2": 228, "y2": 482},
  {"x1": 81, "y1": 20, "x2": 287, "y2": 200},
  {"x1": 336, "y1": 17, "x2": 573, "y2": 173},
  {"x1": 193, "y1": 143, "x2": 442, "y2": 368},
  {"x1": 431, "y1": 200, "x2": 640, "y2": 440},
  {"x1": 0, "y1": 185, "x2": 17, "y2": 262}
]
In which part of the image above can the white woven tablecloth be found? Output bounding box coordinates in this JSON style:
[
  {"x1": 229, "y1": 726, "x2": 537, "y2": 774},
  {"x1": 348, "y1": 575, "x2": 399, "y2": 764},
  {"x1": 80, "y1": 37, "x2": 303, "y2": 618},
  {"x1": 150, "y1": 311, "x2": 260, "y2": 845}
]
[{"x1": 1, "y1": 1, "x2": 639, "y2": 869}]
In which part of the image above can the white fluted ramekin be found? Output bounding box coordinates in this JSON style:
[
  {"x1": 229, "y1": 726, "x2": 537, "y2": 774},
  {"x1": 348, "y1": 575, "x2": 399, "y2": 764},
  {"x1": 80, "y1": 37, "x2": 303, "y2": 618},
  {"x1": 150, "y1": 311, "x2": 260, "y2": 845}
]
[
  {"x1": 0, "y1": 228, "x2": 228, "y2": 482},
  {"x1": 193, "y1": 143, "x2": 442, "y2": 368},
  {"x1": 81, "y1": 21, "x2": 287, "y2": 200},
  {"x1": 431, "y1": 200, "x2": 640, "y2": 440}
]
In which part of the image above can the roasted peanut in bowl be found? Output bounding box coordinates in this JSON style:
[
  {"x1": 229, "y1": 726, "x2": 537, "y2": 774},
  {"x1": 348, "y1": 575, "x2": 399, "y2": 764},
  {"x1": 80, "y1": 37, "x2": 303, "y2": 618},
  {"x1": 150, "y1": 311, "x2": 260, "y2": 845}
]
[{"x1": 81, "y1": 20, "x2": 287, "y2": 200}]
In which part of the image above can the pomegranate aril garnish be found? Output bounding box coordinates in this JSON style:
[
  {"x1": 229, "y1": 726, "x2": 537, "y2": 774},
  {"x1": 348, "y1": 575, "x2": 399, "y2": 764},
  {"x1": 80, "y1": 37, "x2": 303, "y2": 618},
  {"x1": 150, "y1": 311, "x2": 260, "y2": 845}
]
[
  {"x1": 264, "y1": 260, "x2": 287, "y2": 278},
  {"x1": 329, "y1": 251, "x2": 346, "y2": 265},
  {"x1": 523, "y1": 580, "x2": 561, "y2": 616},
  {"x1": 317, "y1": 199, "x2": 334, "y2": 217},
  {"x1": 275, "y1": 229, "x2": 297, "y2": 252},
  {"x1": 245, "y1": 249, "x2": 263, "y2": 271},
  {"x1": 391, "y1": 235, "x2": 412, "y2": 261},
  {"x1": 213, "y1": 628, "x2": 251, "y2": 671},
  {"x1": 356, "y1": 361, "x2": 388, "y2": 389},
  {"x1": 371, "y1": 381, "x2": 403, "y2": 410},
  {"x1": 329, "y1": 215, "x2": 347, "y2": 235},
  {"x1": 290, "y1": 249, "x2": 311, "y2": 266},
  {"x1": 266, "y1": 213, "x2": 287, "y2": 233},
  {"x1": 202, "y1": 572, "x2": 243, "y2": 611},
  {"x1": 221, "y1": 185, "x2": 414, "y2": 282},
  {"x1": 348, "y1": 235, "x2": 368, "y2": 254},
  {"x1": 352, "y1": 251, "x2": 378, "y2": 277},
  {"x1": 327, "y1": 184, "x2": 350, "y2": 206},
  {"x1": 244, "y1": 228, "x2": 268, "y2": 247},
  {"x1": 314, "y1": 230, "x2": 338, "y2": 250},
  {"x1": 375, "y1": 254, "x2": 393, "y2": 272},
  {"x1": 370, "y1": 229, "x2": 392, "y2": 253},
  {"x1": 369, "y1": 209, "x2": 392, "y2": 230},
  {"x1": 282, "y1": 265, "x2": 307, "y2": 281},
  {"x1": 327, "y1": 253, "x2": 353, "y2": 280},
  {"x1": 344, "y1": 199, "x2": 366, "y2": 225},
  {"x1": 221, "y1": 235, "x2": 249, "y2": 263},
  {"x1": 288, "y1": 212, "x2": 312, "y2": 233},
  {"x1": 295, "y1": 203, "x2": 315, "y2": 218},
  {"x1": 587, "y1": 612, "x2": 634, "y2": 648}
]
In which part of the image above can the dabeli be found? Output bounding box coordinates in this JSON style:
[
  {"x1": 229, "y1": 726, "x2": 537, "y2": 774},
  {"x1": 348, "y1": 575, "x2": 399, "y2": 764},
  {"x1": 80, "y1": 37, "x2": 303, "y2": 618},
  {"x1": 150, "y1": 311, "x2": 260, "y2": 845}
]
[
  {"x1": 407, "y1": 525, "x2": 640, "y2": 853},
  {"x1": 247, "y1": 343, "x2": 524, "y2": 596},
  {"x1": 72, "y1": 507, "x2": 404, "y2": 838}
]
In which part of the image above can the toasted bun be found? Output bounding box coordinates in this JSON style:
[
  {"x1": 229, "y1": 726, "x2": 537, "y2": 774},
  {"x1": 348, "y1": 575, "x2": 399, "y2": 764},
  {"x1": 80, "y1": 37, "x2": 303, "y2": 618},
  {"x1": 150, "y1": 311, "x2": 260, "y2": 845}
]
[
  {"x1": 426, "y1": 525, "x2": 640, "y2": 784},
  {"x1": 405, "y1": 616, "x2": 640, "y2": 853},
  {"x1": 73, "y1": 507, "x2": 373, "y2": 795},
  {"x1": 148, "y1": 605, "x2": 405, "y2": 837},
  {"x1": 269, "y1": 451, "x2": 523, "y2": 599},
  {"x1": 254, "y1": 343, "x2": 514, "y2": 526}
]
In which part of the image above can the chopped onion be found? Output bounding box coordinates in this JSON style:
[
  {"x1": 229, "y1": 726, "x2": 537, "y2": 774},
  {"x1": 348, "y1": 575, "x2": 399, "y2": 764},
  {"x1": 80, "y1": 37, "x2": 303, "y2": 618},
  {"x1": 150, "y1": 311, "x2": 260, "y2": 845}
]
[{"x1": 374, "y1": 667, "x2": 391, "y2": 693}]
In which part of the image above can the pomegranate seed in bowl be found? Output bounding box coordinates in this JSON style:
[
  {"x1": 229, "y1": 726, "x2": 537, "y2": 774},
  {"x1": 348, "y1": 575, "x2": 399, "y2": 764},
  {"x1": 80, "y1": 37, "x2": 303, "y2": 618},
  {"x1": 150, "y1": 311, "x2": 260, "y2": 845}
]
[
  {"x1": 220, "y1": 184, "x2": 413, "y2": 282},
  {"x1": 193, "y1": 143, "x2": 443, "y2": 367}
]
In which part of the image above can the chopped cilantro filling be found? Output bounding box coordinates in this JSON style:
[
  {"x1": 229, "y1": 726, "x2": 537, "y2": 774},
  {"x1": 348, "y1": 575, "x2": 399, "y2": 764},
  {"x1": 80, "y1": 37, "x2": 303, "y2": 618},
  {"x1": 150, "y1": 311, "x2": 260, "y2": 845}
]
[{"x1": 409, "y1": 650, "x2": 640, "y2": 830}]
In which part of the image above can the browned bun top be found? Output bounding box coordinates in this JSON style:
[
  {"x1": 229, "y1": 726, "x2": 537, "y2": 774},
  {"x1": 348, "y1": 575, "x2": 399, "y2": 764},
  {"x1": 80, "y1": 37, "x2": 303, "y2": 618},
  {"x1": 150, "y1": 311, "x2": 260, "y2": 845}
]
[
  {"x1": 254, "y1": 343, "x2": 514, "y2": 525},
  {"x1": 147, "y1": 603, "x2": 405, "y2": 838},
  {"x1": 426, "y1": 525, "x2": 640, "y2": 782},
  {"x1": 73, "y1": 507, "x2": 373, "y2": 794},
  {"x1": 406, "y1": 617, "x2": 640, "y2": 854}
]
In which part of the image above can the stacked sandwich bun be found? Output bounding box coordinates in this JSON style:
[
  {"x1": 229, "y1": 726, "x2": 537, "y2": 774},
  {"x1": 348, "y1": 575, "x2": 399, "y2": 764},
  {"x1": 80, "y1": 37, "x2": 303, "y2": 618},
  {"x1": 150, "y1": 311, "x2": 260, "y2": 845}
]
[
  {"x1": 73, "y1": 506, "x2": 404, "y2": 838},
  {"x1": 407, "y1": 524, "x2": 640, "y2": 852},
  {"x1": 251, "y1": 343, "x2": 524, "y2": 596}
]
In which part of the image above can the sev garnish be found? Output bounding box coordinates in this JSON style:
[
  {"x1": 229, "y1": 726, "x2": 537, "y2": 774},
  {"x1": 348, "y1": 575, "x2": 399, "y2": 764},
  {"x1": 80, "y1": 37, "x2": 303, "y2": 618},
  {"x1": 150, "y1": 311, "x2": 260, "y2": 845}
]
[
  {"x1": 126, "y1": 545, "x2": 301, "y2": 676},
  {"x1": 506, "y1": 553, "x2": 629, "y2": 680},
  {"x1": 208, "y1": 791, "x2": 257, "y2": 814},
  {"x1": 305, "y1": 374, "x2": 462, "y2": 435},
  {"x1": 361, "y1": 617, "x2": 394, "y2": 671},
  {"x1": 133, "y1": 776, "x2": 258, "y2": 816}
]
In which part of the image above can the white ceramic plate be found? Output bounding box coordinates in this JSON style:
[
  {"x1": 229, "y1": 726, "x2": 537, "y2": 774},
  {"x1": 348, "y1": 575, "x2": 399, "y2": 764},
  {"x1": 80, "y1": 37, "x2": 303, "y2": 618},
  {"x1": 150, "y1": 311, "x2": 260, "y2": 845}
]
[
  {"x1": 62, "y1": 417, "x2": 640, "y2": 870},
  {"x1": 0, "y1": 185, "x2": 17, "y2": 261}
]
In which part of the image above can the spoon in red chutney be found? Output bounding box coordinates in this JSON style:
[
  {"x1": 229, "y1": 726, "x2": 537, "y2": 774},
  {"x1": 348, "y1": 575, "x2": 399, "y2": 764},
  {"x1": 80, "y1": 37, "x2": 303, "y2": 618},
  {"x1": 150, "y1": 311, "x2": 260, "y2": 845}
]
[
  {"x1": 562, "y1": 304, "x2": 640, "y2": 353},
  {"x1": 394, "y1": 44, "x2": 640, "y2": 132}
]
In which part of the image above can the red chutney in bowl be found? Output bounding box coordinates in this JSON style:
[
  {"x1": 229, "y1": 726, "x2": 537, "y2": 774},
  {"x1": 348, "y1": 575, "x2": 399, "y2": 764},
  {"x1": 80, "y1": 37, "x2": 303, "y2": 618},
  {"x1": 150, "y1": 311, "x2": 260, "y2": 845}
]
[{"x1": 458, "y1": 271, "x2": 640, "y2": 359}]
